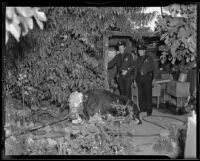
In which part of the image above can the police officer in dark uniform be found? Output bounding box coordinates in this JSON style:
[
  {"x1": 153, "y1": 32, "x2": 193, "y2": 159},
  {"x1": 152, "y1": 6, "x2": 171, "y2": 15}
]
[
  {"x1": 133, "y1": 44, "x2": 157, "y2": 116},
  {"x1": 108, "y1": 41, "x2": 134, "y2": 99}
]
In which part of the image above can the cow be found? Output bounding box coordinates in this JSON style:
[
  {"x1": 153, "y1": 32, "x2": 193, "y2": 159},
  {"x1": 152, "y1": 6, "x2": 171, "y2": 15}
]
[{"x1": 79, "y1": 89, "x2": 142, "y2": 125}]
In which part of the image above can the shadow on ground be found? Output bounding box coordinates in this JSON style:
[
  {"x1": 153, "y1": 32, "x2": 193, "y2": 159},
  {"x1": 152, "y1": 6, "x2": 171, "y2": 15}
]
[{"x1": 154, "y1": 103, "x2": 188, "y2": 116}]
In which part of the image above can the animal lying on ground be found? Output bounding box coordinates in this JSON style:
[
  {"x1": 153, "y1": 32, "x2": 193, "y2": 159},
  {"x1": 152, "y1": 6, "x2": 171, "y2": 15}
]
[{"x1": 72, "y1": 89, "x2": 142, "y2": 125}]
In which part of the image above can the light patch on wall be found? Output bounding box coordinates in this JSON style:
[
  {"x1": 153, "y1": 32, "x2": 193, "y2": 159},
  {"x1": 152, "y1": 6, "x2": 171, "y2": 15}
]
[
  {"x1": 144, "y1": 7, "x2": 171, "y2": 31},
  {"x1": 108, "y1": 50, "x2": 117, "y2": 62}
]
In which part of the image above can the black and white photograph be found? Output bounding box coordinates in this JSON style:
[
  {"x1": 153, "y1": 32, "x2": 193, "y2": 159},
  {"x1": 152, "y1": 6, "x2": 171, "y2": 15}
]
[{"x1": 2, "y1": 3, "x2": 199, "y2": 159}]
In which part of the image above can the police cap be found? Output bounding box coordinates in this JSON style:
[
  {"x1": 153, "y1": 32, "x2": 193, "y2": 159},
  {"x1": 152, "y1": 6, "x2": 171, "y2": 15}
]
[
  {"x1": 137, "y1": 44, "x2": 147, "y2": 50},
  {"x1": 117, "y1": 41, "x2": 126, "y2": 47}
]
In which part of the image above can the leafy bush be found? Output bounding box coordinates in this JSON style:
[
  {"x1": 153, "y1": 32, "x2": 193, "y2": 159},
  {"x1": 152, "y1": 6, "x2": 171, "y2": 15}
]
[
  {"x1": 5, "y1": 7, "x2": 158, "y2": 107},
  {"x1": 156, "y1": 4, "x2": 197, "y2": 72}
]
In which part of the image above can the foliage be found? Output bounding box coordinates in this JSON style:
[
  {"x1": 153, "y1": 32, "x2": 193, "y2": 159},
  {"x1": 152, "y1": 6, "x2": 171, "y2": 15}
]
[
  {"x1": 6, "y1": 7, "x2": 47, "y2": 44},
  {"x1": 4, "y1": 91, "x2": 137, "y2": 156},
  {"x1": 5, "y1": 105, "x2": 138, "y2": 155},
  {"x1": 153, "y1": 123, "x2": 187, "y2": 158},
  {"x1": 5, "y1": 7, "x2": 158, "y2": 107},
  {"x1": 183, "y1": 94, "x2": 196, "y2": 113},
  {"x1": 155, "y1": 4, "x2": 197, "y2": 72}
]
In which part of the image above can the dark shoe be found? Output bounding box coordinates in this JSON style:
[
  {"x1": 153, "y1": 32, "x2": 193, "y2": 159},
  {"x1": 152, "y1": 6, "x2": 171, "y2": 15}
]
[
  {"x1": 134, "y1": 118, "x2": 142, "y2": 125},
  {"x1": 137, "y1": 119, "x2": 142, "y2": 125}
]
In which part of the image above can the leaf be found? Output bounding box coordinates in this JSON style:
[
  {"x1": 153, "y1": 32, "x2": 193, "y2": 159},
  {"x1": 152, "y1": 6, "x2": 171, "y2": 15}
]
[
  {"x1": 177, "y1": 27, "x2": 187, "y2": 39},
  {"x1": 181, "y1": 37, "x2": 188, "y2": 48},
  {"x1": 189, "y1": 46, "x2": 195, "y2": 53},
  {"x1": 164, "y1": 36, "x2": 169, "y2": 45},
  {"x1": 6, "y1": 20, "x2": 21, "y2": 42},
  {"x1": 34, "y1": 16, "x2": 44, "y2": 29},
  {"x1": 16, "y1": 7, "x2": 34, "y2": 18},
  {"x1": 170, "y1": 40, "x2": 180, "y2": 57},
  {"x1": 188, "y1": 36, "x2": 196, "y2": 49},
  {"x1": 169, "y1": 4, "x2": 180, "y2": 17},
  {"x1": 6, "y1": 7, "x2": 15, "y2": 19},
  {"x1": 190, "y1": 22, "x2": 196, "y2": 31},
  {"x1": 26, "y1": 17, "x2": 34, "y2": 30},
  {"x1": 20, "y1": 19, "x2": 29, "y2": 36},
  {"x1": 160, "y1": 32, "x2": 168, "y2": 40},
  {"x1": 181, "y1": 13, "x2": 188, "y2": 18},
  {"x1": 33, "y1": 7, "x2": 47, "y2": 21},
  {"x1": 180, "y1": 5, "x2": 187, "y2": 13},
  {"x1": 171, "y1": 58, "x2": 176, "y2": 64}
]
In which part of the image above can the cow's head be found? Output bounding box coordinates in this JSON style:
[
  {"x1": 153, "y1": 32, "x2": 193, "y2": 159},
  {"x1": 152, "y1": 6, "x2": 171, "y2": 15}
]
[
  {"x1": 68, "y1": 91, "x2": 84, "y2": 121},
  {"x1": 69, "y1": 91, "x2": 83, "y2": 108}
]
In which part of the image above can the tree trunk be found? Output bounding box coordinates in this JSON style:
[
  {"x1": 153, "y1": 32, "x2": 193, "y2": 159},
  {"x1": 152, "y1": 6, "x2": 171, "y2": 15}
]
[
  {"x1": 161, "y1": 7, "x2": 163, "y2": 17},
  {"x1": 103, "y1": 34, "x2": 109, "y2": 90}
]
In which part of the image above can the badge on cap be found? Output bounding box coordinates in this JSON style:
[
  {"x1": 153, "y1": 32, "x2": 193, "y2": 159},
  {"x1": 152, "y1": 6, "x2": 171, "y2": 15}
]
[{"x1": 117, "y1": 41, "x2": 126, "y2": 46}]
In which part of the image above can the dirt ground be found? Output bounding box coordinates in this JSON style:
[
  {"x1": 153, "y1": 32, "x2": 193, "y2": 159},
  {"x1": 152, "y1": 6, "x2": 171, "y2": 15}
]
[{"x1": 129, "y1": 104, "x2": 191, "y2": 157}]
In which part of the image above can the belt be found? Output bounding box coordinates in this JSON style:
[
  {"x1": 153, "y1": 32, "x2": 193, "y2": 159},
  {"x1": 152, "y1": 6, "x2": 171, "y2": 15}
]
[{"x1": 138, "y1": 71, "x2": 152, "y2": 76}]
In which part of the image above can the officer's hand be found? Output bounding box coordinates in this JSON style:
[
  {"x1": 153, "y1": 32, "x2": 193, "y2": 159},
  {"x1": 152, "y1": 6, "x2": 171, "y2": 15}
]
[{"x1": 122, "y1": 70, "x2": 127, "y2": 75}]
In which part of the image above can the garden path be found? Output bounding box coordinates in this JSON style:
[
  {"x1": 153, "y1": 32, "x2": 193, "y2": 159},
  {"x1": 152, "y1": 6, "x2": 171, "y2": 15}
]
[{"x1": 131, "y1": 105, "x2": 190, "y2": 157}]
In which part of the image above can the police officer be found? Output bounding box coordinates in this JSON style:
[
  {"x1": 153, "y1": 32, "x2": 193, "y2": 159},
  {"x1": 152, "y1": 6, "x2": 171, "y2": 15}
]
[
  {"x1": 133, "y1": 44, "x2": 157, "y2": 116},
  {"x1": 108, "y1": 41, "x2": 134, "y2": 99}
]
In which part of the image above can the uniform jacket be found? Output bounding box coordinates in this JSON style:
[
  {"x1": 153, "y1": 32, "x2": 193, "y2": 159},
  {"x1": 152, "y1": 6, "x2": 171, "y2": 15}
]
[
  {"x1": 133, "y1": 54, "x2": 157, "y2": 80},
  {"x1": 108, "y1": 52, "x2": 135, "y2": 76}
]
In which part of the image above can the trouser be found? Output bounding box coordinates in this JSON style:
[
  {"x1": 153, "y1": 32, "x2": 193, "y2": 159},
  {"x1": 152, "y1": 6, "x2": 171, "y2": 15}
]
[
  {"x1": 117, "y1": 74, "x2": 132, "y2": 99},
  {"x1": 136, "y1": 73, "x2": 153, "y2": 115}
]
